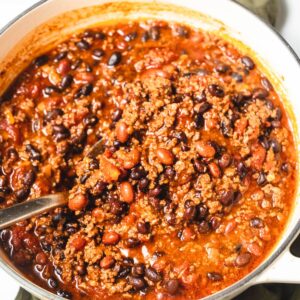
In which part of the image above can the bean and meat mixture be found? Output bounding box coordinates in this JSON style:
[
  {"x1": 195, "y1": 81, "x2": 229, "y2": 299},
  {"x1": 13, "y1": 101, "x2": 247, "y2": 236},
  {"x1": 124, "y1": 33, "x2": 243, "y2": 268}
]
[{"x1": 0, "y1": 20, "x2": 297, "y2": 299}]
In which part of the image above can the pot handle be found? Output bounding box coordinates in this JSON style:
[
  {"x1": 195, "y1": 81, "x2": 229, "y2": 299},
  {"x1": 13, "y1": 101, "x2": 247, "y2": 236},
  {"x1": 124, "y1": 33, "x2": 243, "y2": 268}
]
[{"x1": 255, "y1": 246, "x2": 300, "y2": 284}]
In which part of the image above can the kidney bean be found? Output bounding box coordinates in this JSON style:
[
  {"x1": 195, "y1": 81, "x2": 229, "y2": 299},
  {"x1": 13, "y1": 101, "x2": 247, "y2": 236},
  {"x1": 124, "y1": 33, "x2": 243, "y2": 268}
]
[
  {"x1": 208, "y1": 162, "x2": 221, "y2": 178},
  {"x1": 235, "y1": 252, "x2": 251, "y2": 267},
  {"x1": 138, "y1": 178, "x2": 149, "y2": 191},
  {"x1": 102, "y1": 231, "x2": 120, "y2": 245},
  {"x1": 184, "y1": 204, "x2": 197, "y2": 221},
  {"x1": 237, "y1": 162, "x2": 248, "y2": 180},
  {"x1": 57, "y1": 59, "x2": 70, "y2": 75},
  {"x1": 165, "y1": 278, "x2": 180, "y2": 295},
  {"x1": 108, "y1": 52, "x2": 122, "y2": 66},
  {"x1": 241, "y1": 56, "x2": 255, "y2": 70},
  {"x1": 210, "y1": 216, "x2": 221, "y2": 230},
  {"x1": 156, "y1": 148, "x2": 174, "y2": 165},
  {"x1": 218, "y1": 153, "x2": 232, "y2": 169},
  {"x1": 195, "y1": 141, "x2": 216, "y2": 158},
  {"x1": 70, "y1": 236, "x2": 86, "y2": 251},
  {"x1": 145, "y1": 267, "x2": 162, "y2": 282},
  {"x1": 208, "y1": 84, "x2": 224, "y2": 98},
  {"x1": 128, "y1": 276, "x2": 147, "y2": 290},
  {"x1": 219, "y1": 189, "x2": 235, "y2": 206},
  {"x1": 207, "y1": 272, "x2": 223, "y2": 281},
  {"x1": 68, "y1": 194, "x2": 88, "y2": 211},
  {"x1": 100, "y1": 255, "x2": 115, "y2": 269},
  {"x1": 116, "y1": 121, "x2": 129, "y2": 143}
]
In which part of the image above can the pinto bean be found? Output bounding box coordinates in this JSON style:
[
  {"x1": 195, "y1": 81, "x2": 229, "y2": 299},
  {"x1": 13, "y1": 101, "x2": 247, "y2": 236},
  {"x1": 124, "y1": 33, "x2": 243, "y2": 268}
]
[
  {"x1": 122, "y1": 149, "x2": 141, "y2": 169},
  {"x1": 70, "y1": 236, "x2": 86, "y2": 251},
  {"x1": 208, "y1": 162, "x2": 221, "y2": 178},
  {"x1": 156, "y1": 148, "x2": 175, "y2": 165},
  {"x1": 145, "y1": 267, "x2": 162, "y2": 282},
  {"x1": 235, "y1": 252, "x2": 251, "y2": 267},
  {"x1": 68, "y1": 194, "x2": 88, "y2": 211},
  {"x1": 195, "y1": 141, "x2": 216, "y2": 158},
  {"x1": 120, "y1": 182, "x2": 134, "y2": 203},
  {"x1": 102, "y1": 231, "x2": 120, "y2": 245},
  {"x1": 100, "y1": 256, "x2": 115, "y2": 269},
  {"x1": 116, "y1": 122, "x2": 129, "y2": 143}
]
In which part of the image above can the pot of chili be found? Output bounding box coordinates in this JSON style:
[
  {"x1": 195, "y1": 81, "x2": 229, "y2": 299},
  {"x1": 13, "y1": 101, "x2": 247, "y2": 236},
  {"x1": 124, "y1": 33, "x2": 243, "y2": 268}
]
[{"x1": 0, "y1": 0, "x2": 299, "y2": 299}]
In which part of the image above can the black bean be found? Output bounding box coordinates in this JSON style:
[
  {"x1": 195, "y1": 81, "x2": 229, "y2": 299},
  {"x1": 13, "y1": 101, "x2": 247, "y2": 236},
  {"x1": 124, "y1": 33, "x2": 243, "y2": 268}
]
[
  {"x1": 231, "y1": 72, "x2": 243, "y2": 82},
  {"x1": 210, "y1": 216, "x2": 221, "y2": 230},
  {"x1": 130, "y1": 166, "x2": 147, "y2": 180},
  {"x1": 7, "y1": 148, "x2": 19, "y2": 160},
  {"x1": 269, "y1": 139, "x2": 281, "y2": 153},
  {"x1": 220, "y1": 120, "x2": 232, "y2": 138},
  {"x1": 258, "y1": 135, "x2": 270, "y2": 150},
  {"x1": 145, "y1": 267, "x2": 162, "y2": 282},
  {"x1": 26, "y1": 144, "x2": 41, "y2": 161},
  {"x1": 274, "y1": 107, "x2": 282, "y2": 121},
  {"x1": 184, "y1": 205, "x2": 197, "y2": 221},
  {"x1": 193, "y1": 159, "x2": 207, "y2": 174},
  {"x1": 131, "y1": 263, "x2": 145, "y2": 277},
  {"x1": 257, "y1": 171, "x2": 267, "y2": 186},
  {"x1": 90, "y1": 180, "x2": 107, "y2": 196},
  {"x1": 235, "y1": 252, "x2": 251, "y2": 267},
  {"x1": 76, "y1": 40, "x2": 90, "y2": 50},
  {"x1": 0, "y1": 193, "x2": 5, "y2": 204},
  {"x1": 196, "y1": 204, "x2": 208, "y2": 220},
  {"x1": 215, "y1": 63, "x2": 229, "y2": 74},
  {"x1": 45, "y1": 108, "x2": 64, "y2": 122},
  {"x1": 128, "y1": 276, "x2": 147, "y2": 290},
  {"x1": 194, "y1": 113, "x2": 204, "y2": 129},
  {"x1": 198, "y1": 220, "x2": 211, "y2": 233},
  {"x1": 170, "y1": 131, "x2": 187, "y2": 143},
  {"x1": 149, "y1": 27, "x2": 160, "y2": 40},
  {"x1": 165, "y1": 166, "x2": 176, "y2": 179},
  {"x1": 281, "y1": 162, "x2": 289, "y2": 173},
  {"x1": 15, "y1": 188, "x2": 30, "y2": 201},
  {"x1": 54, "y1": 51, "x2": 68, "y2": 62},
  {"x1": 253, "y1": 88, "x2": 269, "y2": 100},
  {"x1": 165, "y1": 278, "x2": 180, "y2": 295},
  {"x1": 83, "y1": 115, "x2": 98, "y2": 127},
  {"x1": 261, "y1": 77, "x2": 273, "y2": 91},
  {"x1": 193, "y1": 91, "x2": 207, "y2": 103},
  {"x1": 219, "y1": 189, "x2": 235, "y2": 206},
  {"x1": 149, "y1": 186, "x2": 163, "y2": 197},
  {"x1": 237, "y1": 162, "x2": 248, "y2": 179},
  {"x1": 23, "y1": 169, "x2": 36, "y2": 187},
  {"x1": 241, "y1": 56, "x2": 255, "y2": 70},
  {"x1": 207, "y1": 272, "x2": 223, "y2": 281},
  {"x1": 53, "y1": 124, "x2": 70, "y2": 141},
  {"x1": 60, "y1": 74, "x2": 73, "y2": 90},
  {"x1": 126, "y1": 238, "x2": 141, "y2": 248},
  {"x1": 79, "y1": 173, "x2": 90, "y2": 184},
  {"x1": 137, "y1": 221, "x2": 150, "y2": 234},
  {"x1": 208, "y1": 84, "x2": 224, "y2": 98},
  {"x1": 124, "y1": 32, "x2": 137, "y2": 42},
  {"x1": 76, "y1": 83, "x2": 94, "y2": 98},
  {"x1": 95, "y1": 32, "x2": 106, "y2": 40},
  {"x1": 57, "y1": 290, "x2": 72, "y2": 299},
  {"x1": 117, "y1": 265, "x2": 131, "y2": 279},
  {"x1": 34, "y1": 55, "x2": 49, "y2": 67},
  {"x1": 108, "y1": 52, "x2": 122, "y2": 66},
  {"x1": 123, "y1": 257, "x2": 134, "y2": 266},
  {"x1": 76, "y1": 265, "x2": 87, "y2": 276},
  {"x1": 112, "y1": 108, "x2": 123, "y2": 122},
  {"x1": 48, "y1": 277, "x2": 58, "y2": 289},
  {"x1": 92, "y1": 49, "x2": 105, "y2": 59},
  {"x1": 89, "y1": 158, "x2": 99, "y2": 170},
  {"x1": 250, "y1": 217, "x2": 264, "y2": 228},
  {"x1": 138, "y1": 178, "x2": 149, "y2": 192},
  {"x1": 141, "y1": 31, "x2": 149, "y2": 42}
]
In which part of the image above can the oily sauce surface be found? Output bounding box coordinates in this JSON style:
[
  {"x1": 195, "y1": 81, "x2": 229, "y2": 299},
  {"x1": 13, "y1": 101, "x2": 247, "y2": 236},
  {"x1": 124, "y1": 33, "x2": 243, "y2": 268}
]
[{"x1": 0, "y1": 21, "x2": 297, "y2": 299}]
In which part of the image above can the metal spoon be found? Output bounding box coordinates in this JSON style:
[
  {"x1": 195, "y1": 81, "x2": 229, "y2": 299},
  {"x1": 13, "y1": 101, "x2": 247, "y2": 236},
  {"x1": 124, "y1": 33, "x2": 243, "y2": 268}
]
[{"x1": 0, "y1": 139, "x2": 105, "y2": 230}]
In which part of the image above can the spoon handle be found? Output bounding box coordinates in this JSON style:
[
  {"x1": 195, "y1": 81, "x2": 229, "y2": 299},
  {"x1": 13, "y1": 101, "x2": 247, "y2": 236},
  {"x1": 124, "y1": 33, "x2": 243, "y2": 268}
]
[{"x1": 0, "y1": 193, "x2": 67, "y2": 230}]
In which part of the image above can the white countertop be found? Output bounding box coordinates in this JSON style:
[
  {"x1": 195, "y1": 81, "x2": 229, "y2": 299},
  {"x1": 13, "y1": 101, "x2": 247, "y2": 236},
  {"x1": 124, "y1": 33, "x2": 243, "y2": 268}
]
[{"x1": 0, "y1": 1, "x2": 299, "y2": 299}]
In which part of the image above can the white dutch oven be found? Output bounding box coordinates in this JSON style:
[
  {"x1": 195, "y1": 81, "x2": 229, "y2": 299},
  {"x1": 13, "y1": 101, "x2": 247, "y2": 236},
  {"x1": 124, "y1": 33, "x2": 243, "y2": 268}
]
[{"x1": 0, "y1": 0, "x2": 299, "y2": 299}]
